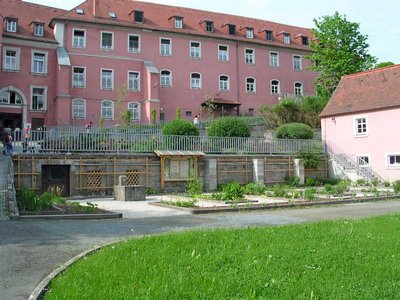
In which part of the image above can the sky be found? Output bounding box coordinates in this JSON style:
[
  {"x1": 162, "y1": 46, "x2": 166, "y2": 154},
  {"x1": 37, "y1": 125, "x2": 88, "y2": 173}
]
[{"x1": 25, "y1": 0, "x2": 399, "y2": 63}]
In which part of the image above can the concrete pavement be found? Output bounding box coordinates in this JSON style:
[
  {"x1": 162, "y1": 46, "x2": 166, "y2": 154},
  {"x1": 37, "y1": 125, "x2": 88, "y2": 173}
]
[{"x1": 2, "y1": 199, "x2": 400, "y2": 300}]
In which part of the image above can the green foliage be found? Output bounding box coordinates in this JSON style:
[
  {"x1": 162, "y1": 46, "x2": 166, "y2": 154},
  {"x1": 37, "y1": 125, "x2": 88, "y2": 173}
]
[
  {"x1": 285, "y1": 176, "x2": 300, "y2": 187},
  {"x1": 275, "y1": 122, "x2": 314, "y2": 139},
  {"x1": 384, "y1": 181, "x2": 391, "y2": 188},
  {"x1": 220, "y1": 182, "x2": 245, "y2": 201},
  {"x1": 151, "y1": 109, "x2": 157, "y2": 124},
  {"x1": 393, "y1": 180, "x2": 400, "y2": 195},
  {"x1": 244, "y1": 183, "x2": 266, "y2": 195},
  {"x1": 186, "y1": 178, "x2": 203, "y2": 196},
  {"x1": 303, "y1": 187, "x2": 317, "y2": 200},
  {"x1": 145, "y1": 188, "x2": 159, "y2": 195},
  {"x1": 123, "y1": 110, "x2": 131, "y2": 128},
  {"x1": 301, "y1": 96, "x2": 329, "y2": 128},
  {"x1": 207, "y1": 117, "x2": 250, "y2": 137},
  {"x1": 372, "y1": 178, "x2": 379, "y2": 187},
  {"x1": 375, "y1": 62, "x2": 395, "y2": 69},
  {"x1": 162, "y1": 119, "x2": 199, "y2": 136},
  {"x1": 271, "y1": 184, "x2": 288, "y2": 198},
  {"x1": 308, "y1": 12, "x2": 376, "y2": 97},
  {"x1": 99, "y1": 117, "x2": 104, "y2": 128},
  {"x1": 16, "y1": 188, "x2": 38, "y2": 212},
  {"x1": 324, "y1": 184, "x2": 334, "y2": 194},
  {"x1": 298, "y1": 146, "x2": 323, "y2": 169},
  {"x1": 161, "y1": 200, "x2": 197, "y2": 208},
  {"x1": 356, "y1": 179, "x2": 368, "y2": 186},
  {"x1": 176, "y1": 107, "x2": 181, "y2": 120}
]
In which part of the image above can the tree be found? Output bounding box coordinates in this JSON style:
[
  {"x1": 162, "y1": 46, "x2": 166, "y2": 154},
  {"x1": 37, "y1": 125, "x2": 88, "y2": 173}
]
[
  {"x1": 309, "y1": 12, "x2": 376, "y2": 97},
  {"x1": 375, "y1": 61, "x2": 395, "y2": 69}
]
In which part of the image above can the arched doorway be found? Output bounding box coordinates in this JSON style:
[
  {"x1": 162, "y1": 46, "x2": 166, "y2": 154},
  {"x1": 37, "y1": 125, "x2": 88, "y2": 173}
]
[{"x1": 0, "y1": 86, "x2": 27, "y2": 132}]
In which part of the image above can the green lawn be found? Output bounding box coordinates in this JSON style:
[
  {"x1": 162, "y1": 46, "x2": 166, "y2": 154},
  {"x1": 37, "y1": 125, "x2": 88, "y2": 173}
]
[{"x1": 45, "y1": 215, "x2": 400, "y2": 299}]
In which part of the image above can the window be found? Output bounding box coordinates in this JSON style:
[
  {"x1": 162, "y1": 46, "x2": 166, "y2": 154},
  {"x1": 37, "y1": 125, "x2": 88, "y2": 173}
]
[
  {"x1": 174, "y1": 17, "x2": 183, "y2": 29},
  {"x1": 128, "y1": 102, "x2": 140, "y2": 120},
  {"x1": 101, "y1": 100, "x2": 114, "y2": 119},
  {"x1": 246, "y1": 77, "x2": 256, "y2": 93},
  {"x1": 246, "y1": 28, "x2": 254, "y2": 39},
  {"x1": 190, "y1": 73, "x2": 201, "y2": 89},
  {"x1": 388, "y1": 155, "x2": 400, "y2": 167},
  {"x1": 128, "y1": 71, "x2": 140, "y2": 91},
  {"x1": 294, "y1": 82, "x2": 303, "y2": 96},
  {"x1": 302, "y1": 36, "x2": 309, "y2": 46},
  {"x1": 228, "y1": 24, "x2": 236, "y2": 35},
  {"x1": 190, "y1": 42, "x2": 201, "y2": 59},
  {"x1": 72, "y1": 67, "x2": 86, "y2": 88},
  {"x1": 3, "y1": 47, "x2": 20, "y2": 71},
  {"x1": 128, "y1": 35, "x2": 140, "y2": 53},
  {"x1": 205, "y1": 21, "x2": 214, "y2": 32},
  {"x1": 31, "y1": 51, "x2": 47, "y2": 74},
  {"x1": 34, "y1": 23, "x2": 44, "y2": 36},
  {"x1": 109, "y1": 12, "x2": 117, "y2": 18},
  {"x1": 6, "y1": 19, "x2": 17, "y2": 32},
  {"x1": 271, "y1": 80, "x2": 280, "y2": 94},
  {"x1": 160, "y1": 38, "x2": 171, "y2": 56},
  {"x1": 265, "y1": 30, "x2": 273, "y2": 41},
  {"x1": 219, "y1": 75, "x2": 229, "y2": 91},
  {"x1": 293, "y1": 55, "x2": 302, "y2": 70},
  {"x1": 218, "y1": 45, "x2": 229, "y2": 62},
  {"x1": 0, "y1": 91, "x2": 22, "y2": 105},
  {"x1": 101, "y1": 69, "x2": 114, "y2": 90},
  {"x1": 245, "y1": 48, "x2": 255, "y2": 64},
  {"x1": 72, "y1": 99, "x2": 86, "y2": 119},
  {"x1": 134, "y1": 11, "x2": 144, "y2": 23},
  {"x1": 101, "y1": 32, "x2": 113, "y2": 50},
  {"x1": 76, "y1": 8, "x2": 84, "y2": 14},
  {"x1": 186, "y1": 111, "x2": 192, "y2": 118},
  {"x1": 270, "y1": 52, "x2": 279, "y2": 68},
  {"x1": 73, "y1": 29, "x2": 86, "y2": 48},
  {"x1": 31, "y1": 87, "x2": 46, "y2": 111},
  {"x1": 160, "y1": 70, "x2": 172, "y2": 87},
  {"x1": 355, "y1": 117, "x2": 367, "y2": 136},
  {"x1": 283, "y1": 33, "x2": 291, "y2": 44},
  {"x1": 357, "y1": 156, "x2": 370, "y2": 167}
]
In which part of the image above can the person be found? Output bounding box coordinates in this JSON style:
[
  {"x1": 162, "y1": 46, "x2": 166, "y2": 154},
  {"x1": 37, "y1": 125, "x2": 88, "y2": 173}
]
[
  {"x1": 5, "y1": 133, "x2": 13, "y2": 155},
  {"x1": 23, "y1": 126, "x2": 31, "y2": 153},
  {"x1": 193, "y1": 115, "x2": 200, "y2": 127},
  {"x1": 85, "y1": 121, "x2": 93, "y2": 133}
]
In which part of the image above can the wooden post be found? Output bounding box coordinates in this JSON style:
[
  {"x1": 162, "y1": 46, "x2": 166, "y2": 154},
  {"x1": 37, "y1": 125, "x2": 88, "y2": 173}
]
[{"x1": 160, "y1": 157, "x2": 165, "y2": 191}]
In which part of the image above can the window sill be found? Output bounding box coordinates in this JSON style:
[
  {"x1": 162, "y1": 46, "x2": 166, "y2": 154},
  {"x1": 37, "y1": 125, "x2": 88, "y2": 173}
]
[
  {"x1": 73, "y1": 117, "x2": 86, "y2": 119},
  {"x1": 246, "y1": 91, "x2": 256, "y2": 94},
  {"x1": 128, "y1": 89, "x2": 140, "y2": 93},
  {"x1": 270, "y1": 66, "x2": 280, "y2": 69},
  {"x1": 30, "y1": 109, "x2": 47, "y2": 113},
  {"x1": 128, "y1": 50, "x2": 140, "y2": 54},
  {"x1": 101, "y1": 88, "x2": 114, "y2": 91},
  {"x1": 160, "y1": 54, "x2": 172, "y2": 57},
  {"x1": 72, "y1": 85, "x2": 86, "y2": 89},
  {"x1": 31, "y1": 72, "x2": 48, "y2": 76},
  {"x1": 72, "y1": 46, "x2": 86, "y2": 49},
  {"x1": 190, "y1": 57, "x2": 201, "y2": 60},
  {"x1": 100, "y1": 48, "x2": 114, "y2": 51},
  {"x1": 387, "y1": 165, "x2": 400, "y2": 169},
  {"x1": 160, "y1": 85, "x2": 172, "y2": 88},
  {"x1": 354, "y1": 134, "x2": 368, "y2": 138},
  {"x1": 2, "y1": 69, "x2": 20, "y2": 73}
]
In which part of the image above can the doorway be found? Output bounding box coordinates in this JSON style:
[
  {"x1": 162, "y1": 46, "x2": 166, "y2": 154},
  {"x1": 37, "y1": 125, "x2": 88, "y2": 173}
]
[{"x1": 42, "y1": 165, "x2": 70, "y2": 197}]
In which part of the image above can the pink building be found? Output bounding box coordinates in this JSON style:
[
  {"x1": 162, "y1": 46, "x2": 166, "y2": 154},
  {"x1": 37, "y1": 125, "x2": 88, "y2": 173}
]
[
  {"x1": 321, "y1": 65, "x2": 400, "y2": 182},
  {"x1": 1, "y1": 0, "x2": 317, "y2": 130}
]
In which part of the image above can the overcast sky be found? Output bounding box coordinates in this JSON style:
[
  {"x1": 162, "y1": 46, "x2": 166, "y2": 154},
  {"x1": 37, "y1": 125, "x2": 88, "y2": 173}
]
[{"x1": 25, "y1": 0, "x2": 399, "y2": 63}]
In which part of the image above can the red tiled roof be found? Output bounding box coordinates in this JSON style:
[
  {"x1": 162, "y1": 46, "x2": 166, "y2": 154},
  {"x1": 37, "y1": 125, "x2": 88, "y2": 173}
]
[
  {"x1": 320, "y1": 64, "x2": 400, "y2": 117},
  {"x1": 1, "y1": 0, "x2": 66, "y2": 42},
  {"x1": 54, "y1": 0, "x2": 313, "y2": 50}
]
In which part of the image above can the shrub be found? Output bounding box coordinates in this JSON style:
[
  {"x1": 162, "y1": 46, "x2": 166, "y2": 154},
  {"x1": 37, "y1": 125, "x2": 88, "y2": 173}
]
[
  {"x1": 297, "y1": 146, "x2": 323, "y2": 169},
  {"x1": 384, "y1": 181, "x2": 391, "y2": 188},
  {"x1": 393, "y1": 180, "x2": 400, "y2": 195},
  {"x1": 207, "y1": 117, "x2": 250, "y2": 137},
  {"x1": 271, "y1": 184, "x2": 288, "y2": 198},
  {"x1": 16, "y1": 188, "x2": 38, "y2": 212},
  {"x1": 303, "y1": 187, "x2": 317, "y2": 201},
  {"x1": 162, "y1": 119, "x2": 199, "y2": 136},
  {"x1": 244, "y1": 183, "x2": 266, "y2": 195},
  {"x1": 305, "y1": 177, "x2": 316, "y2": 187},
  {"x1": 285, "y1": 176, "x2": 300, "y2": 187},
  {"x1": 356, "y1": 179, "x2": 368, "y2": 186},
  {"x1": 221, "y1": 182, "x2": 245, "y2": 201},
  {"x1": 187, "y1": 178, "x2": 203, "y2": 196},
  {"x1": 275, "y1": 122, "x2": 314, "y2": 139}
]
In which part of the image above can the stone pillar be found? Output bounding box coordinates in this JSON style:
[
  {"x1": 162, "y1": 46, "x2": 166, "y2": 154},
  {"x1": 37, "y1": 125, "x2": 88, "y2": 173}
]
[
  {"x1": 204, "y1": 159, "x2": 217, "y2": 191},
  {"x1": 252, "y1": 159, "x2": 264, "y2": 184},
  {"x1": 294, "y1": 159, "x2": 305, "y2": 185}
]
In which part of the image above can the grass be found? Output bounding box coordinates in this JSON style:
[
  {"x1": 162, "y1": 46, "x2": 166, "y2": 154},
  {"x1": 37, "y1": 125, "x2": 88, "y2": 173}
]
[{"x1": 45, "y1": 214, "x2": 400, "y2": 299}]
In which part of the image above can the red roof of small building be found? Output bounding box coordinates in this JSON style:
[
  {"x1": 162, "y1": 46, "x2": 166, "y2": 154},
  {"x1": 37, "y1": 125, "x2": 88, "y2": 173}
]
[
  {"x1": 320, "y1": 64, "x2": 400, "y2": 117},
  {"x1": 1, "y1": 0, "x2": 66, "y2": 43},
  {"x1": 54, "y1": 0, "x2": 313, "y2": 50}
]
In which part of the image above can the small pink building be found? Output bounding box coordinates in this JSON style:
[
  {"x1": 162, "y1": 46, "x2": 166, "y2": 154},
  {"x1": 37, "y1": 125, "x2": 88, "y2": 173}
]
[
  {"x1": 320, "y1": 65, "x2": 400, "y2": 182},
  {"x1": 1, "y1": 0, "x2": 317, "y2": 131}
]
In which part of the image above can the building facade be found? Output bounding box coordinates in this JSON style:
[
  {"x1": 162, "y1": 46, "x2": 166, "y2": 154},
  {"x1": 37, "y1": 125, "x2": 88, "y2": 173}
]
[
  {"x1": 1, "y1": 0, "x2": 317, "y2": 131},
  {"x1": 321, "y1": 65, "x2": 400, "y2": 181}
]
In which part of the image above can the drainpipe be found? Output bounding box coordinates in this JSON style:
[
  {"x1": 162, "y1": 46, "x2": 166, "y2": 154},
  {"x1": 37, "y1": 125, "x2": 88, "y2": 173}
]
[
  {"x1": 236, "y1": 41, "x2": 240, "y2": 116},
  {"x1": 93, "y1": 0, "x2": 99, "y2": 18}
]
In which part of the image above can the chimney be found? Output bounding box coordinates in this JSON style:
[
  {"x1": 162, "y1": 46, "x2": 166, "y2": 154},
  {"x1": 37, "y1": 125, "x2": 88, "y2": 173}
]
[{"x1": 93, "y1": 0, "x2": 99, "y2": 18}]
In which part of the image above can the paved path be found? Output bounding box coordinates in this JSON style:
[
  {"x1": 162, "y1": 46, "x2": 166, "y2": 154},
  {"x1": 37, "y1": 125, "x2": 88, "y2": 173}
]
[
  {"x1": 0, "y1": 155, "x2": 12, "y2": 221},
  {"x1": 2, "y1": 199, "x2": 400, "y2": 300}
]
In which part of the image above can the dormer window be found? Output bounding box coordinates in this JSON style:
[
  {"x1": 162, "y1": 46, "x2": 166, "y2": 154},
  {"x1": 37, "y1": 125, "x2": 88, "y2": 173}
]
[
  {"x1": 6, "y1": 18, "x2": 17, "y2": 33},
  {"x1": 205, "y1": 21, "x2": 214, "y2": 33},
  {"x1": 283, "y1": 33, "x2": 291, "y2": 44},
  {"x1": 75, "y1": 8, "x2": 84, "y2": 14},
  {"x1": 228, "y1": 24, "x2": 236, "y2": 35},
  {"x1": 109, "y1": 12, "x2": 117, "y2": 18},
  {"x1": 33, "y1": 23, "x2": 44, "y2": 37},
  {"x1": 265, "y1": 30, "x2": 273, "y2": 41},
  {"x1": 301, "y1": 36, "x2": 309, "y2": 46},
  {"x1": 174, "y1": 16, "x2": 183, "y2": 29},
  {"x1": 134, "y1": 11, "x2": 144, "y2": 23},
  {"x1": 245, "y1": 27, "x2": 254, "y2": 39}
]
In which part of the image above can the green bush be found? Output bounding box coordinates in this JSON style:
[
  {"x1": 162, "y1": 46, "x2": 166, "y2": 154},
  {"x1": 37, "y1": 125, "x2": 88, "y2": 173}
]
[
  {"x1": 285, "y1": 176, "x2": 300, "y2": 187},
  {"x1": 221, "y1": 182, "x2": 245, "y2": 201},
  {"x1": 187, "y1": 178, "x2": 203, "y2": 196},
  {"x1": 244, "y1": 183, "x2": 266, "y2": 195},
  {"x1": 297, "y1": 146, "x2": 323, "y2": 169},
  {"x1": 271, "y1": 185, "x2": 288, "y2": 198},
  {"x1": 303, "y1": 187, "x2": 317, "y2": 200},
  {"x1": 393, "y1": 180, "x2": 400, "y2": 195},
  {"x1": 275, "y1": 122, "x2": 314, "y2": 139},
  {"x1": 162, "y1": 119, "x2": 199, "y2": 136},
  {"x1": 207, "y1": 117, "x2": 250, "y2": 137},
  {"x1": 16, "y1": 188, "x2": 38, "y2": 212}
]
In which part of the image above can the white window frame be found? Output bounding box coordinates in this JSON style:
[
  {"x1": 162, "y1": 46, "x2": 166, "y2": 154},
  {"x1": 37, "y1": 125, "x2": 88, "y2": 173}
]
[
  {"x1": 190, "y1": 72, "x2": 202, "y2": 89},
  {"x1": 190, "y1": 41, "x2": 201, "y2": 59},
  {"x1": 354, "y1": 116, "x2": 368, "y2": 136},
  {"x1": 128, "y1": 102, "x2": 141, "y2": 121},
  {"x1": 128, "y1": 34, "x2": 141, "y2": 53},
  {"x1": 101, "y1": 31, "x2": 114, "y2": 50},
  {"x1": 72, "y1": 29, "x2": 86, "y2": 48},
  {"x1": 246, "y1": 77, "x2": 256, "y2": 93},
  {"x1": 72, "y1": 98, "x2": 86, "y2": 119},
  {"x1": 218, "y1": 44, "x2": 229, "y2": 62},
  {"x1": 101, "y1": 69, "x2": 114, "y2": 90},
  {"x1": 283, "y1": 33, "x2": 291, "y2": 44},
  {"x1": 294, "y1": 82, "x2": 303, "y2": 96},
  {"x1": 246, "y1": 28, "x2": 254, "y2": 39},
  {"x1": 31, "y1": 50, "x2": 48, "y2": 74},
  {"x1": 270, "y1": 52, "x2": 279, "y2": 68},
  {"x1": 356, "y1": 155, "x2": 370, "y2": 168},
  {"x1": 3, "y1": 47, "x2": 20, "y2": 71},
  {"x1": 127, "y1": 71, "x2": 140, "y2": 92},
  {"x1": 160, "y1": 38, "x2": 172, "y2": 56},
  {"x1": 6, "y1": 19, "x2": 17, "y2": 32},
  {"x1": 101, "y1": 100, "x2": 114, "y2": 120},
  {"x1": 0, "y1": 90, "x2": 22, "y2": 105},
  {"x1": 174, "y1": 17, "x2": 183, "y2": 29},
  {"x1": 30, "y1": 85, "x2": 47, "y2": 111},
  {"x1": 205, "y1": 21, "x2": 214, "y2": 32},
  {"x1": 160, "y1": 69, "x2": 172, "y2": 87},
  {"x1": 293, "y1": 55, "x2": 302, "y2": 71},
  {"x1": 219, "y1": 75, "x2": 230, "y2": 91},
  {"x1": 271, "y1": 79, "x2": 280, "y2": 95},
  {"x1": 387, "y1": 153, "x2": 400, "y2": 168},
  {"x1": 245, "y1": 48, "x2": 255, "y2": 64},
  {"x1": 33, "y1": 23, "x2": 44, "y2": 36},
  {"x1": 72, "y1": 66, "x2": 86, "y2": 88}
]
